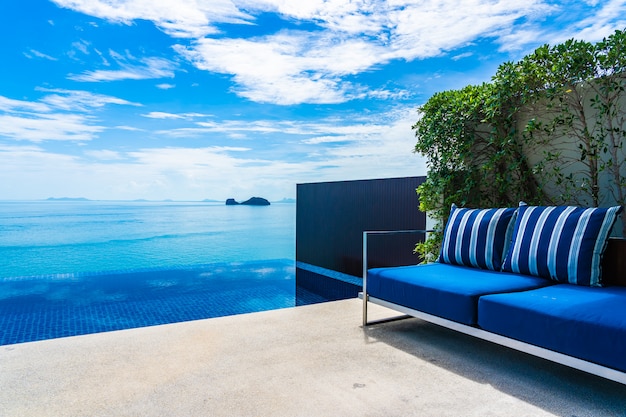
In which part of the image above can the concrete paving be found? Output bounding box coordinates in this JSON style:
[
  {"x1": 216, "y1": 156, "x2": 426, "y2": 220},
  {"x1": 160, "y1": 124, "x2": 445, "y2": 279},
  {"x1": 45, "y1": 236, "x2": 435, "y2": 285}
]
[{"x1": 1, "y1": 298, "x2": 625, "y2": 417}]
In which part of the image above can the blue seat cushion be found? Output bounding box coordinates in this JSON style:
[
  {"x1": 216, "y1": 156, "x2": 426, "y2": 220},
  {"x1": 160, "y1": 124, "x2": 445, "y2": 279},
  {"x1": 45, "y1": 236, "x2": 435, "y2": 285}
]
[
  {"x1": 478, "y1": 284, "x2": 626, "y2": 372},
  {"x1": 366, "y1": 263, "x2": 551, "y2": 325}
]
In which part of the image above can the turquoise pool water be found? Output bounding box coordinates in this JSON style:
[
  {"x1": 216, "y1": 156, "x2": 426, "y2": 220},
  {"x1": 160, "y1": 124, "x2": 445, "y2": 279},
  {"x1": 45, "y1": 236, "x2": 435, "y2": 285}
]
[
  {"x1": 0, "y1": 259, "x2": 328, "y2": 345},
  {"x1": 0, "y1": 201, "x2": 318, "y2": 345}
]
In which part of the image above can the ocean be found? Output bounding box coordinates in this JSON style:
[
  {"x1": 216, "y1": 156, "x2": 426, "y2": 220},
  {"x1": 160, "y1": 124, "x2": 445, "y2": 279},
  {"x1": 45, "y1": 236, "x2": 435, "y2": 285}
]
[{"x1": 0, "y1": 200, "x2": 296, "y2": 279}]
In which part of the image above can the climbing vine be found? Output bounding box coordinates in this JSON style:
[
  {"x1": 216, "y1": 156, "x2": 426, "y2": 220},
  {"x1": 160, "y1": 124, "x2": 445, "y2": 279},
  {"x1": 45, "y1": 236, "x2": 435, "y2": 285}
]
[{"x1": 414, "y1": 29, "x2": 626, "y2": 261}]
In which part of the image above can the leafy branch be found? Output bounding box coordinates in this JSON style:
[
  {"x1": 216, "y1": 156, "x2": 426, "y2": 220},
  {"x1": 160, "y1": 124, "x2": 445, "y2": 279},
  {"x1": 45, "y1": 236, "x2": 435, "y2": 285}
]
[{"x1": 413, "y1": 29, "x2": 626, "y2": 259}]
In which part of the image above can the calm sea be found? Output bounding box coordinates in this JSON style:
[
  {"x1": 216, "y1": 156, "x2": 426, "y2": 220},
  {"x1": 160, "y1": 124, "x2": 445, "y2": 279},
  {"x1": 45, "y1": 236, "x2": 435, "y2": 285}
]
[{"x1": 0, "y1": 201, "x2": 296, "y2": 279}]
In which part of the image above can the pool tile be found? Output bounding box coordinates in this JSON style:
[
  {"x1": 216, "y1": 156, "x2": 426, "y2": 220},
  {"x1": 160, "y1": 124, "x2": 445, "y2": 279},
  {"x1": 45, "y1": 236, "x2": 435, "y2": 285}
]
[{"x1": 0, "y1": 260, "x2": 328, "y2": 345}]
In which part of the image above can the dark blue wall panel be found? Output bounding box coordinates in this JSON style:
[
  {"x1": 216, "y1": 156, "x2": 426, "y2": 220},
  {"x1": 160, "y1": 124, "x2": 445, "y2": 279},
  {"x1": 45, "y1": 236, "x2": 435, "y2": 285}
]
[{"x1": 296, "y1": 177, "x2": 427, "y2": 277}]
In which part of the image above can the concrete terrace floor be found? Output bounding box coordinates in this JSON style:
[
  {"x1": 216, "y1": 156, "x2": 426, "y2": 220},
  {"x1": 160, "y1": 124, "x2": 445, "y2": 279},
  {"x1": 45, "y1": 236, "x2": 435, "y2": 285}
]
[{"x1": 1, "y1": 298, "x2": 626, "y2": 417}]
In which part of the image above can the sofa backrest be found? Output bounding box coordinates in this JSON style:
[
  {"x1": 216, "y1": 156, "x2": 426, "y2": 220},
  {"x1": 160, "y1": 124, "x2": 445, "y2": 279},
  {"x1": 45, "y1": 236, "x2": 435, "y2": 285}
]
[{"x1": 603, "y1": 238, "x2": 626, "y2": 286}]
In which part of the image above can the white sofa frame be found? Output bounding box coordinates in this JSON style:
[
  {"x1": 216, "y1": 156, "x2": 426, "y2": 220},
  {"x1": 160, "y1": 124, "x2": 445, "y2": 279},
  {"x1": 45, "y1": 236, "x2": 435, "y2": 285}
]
[{"x1": 361, "y1": 230, "x2": 626, "y2": 385}]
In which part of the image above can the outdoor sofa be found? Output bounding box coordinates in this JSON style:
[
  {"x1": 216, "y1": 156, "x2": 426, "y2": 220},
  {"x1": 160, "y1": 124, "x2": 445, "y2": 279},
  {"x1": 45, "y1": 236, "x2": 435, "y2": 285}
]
[{"x1": 362, "y1": 203, "x2": 626, "y2": 384}]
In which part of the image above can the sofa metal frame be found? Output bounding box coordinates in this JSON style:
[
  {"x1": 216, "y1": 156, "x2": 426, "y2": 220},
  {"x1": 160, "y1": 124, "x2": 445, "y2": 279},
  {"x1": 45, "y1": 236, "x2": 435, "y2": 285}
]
[{"x1": 361, "y1": 230, "x2": 626, "y2": 386}]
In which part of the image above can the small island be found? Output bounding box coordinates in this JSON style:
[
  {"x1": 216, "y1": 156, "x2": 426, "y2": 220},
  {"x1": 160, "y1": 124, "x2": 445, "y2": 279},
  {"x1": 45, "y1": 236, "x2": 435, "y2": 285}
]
[
  {"x1": 225, "y1": 197, "x2": 271, "y2": 206},
  {"x1": 46, "y1": 197, "x2": 91, "y2": 201}
]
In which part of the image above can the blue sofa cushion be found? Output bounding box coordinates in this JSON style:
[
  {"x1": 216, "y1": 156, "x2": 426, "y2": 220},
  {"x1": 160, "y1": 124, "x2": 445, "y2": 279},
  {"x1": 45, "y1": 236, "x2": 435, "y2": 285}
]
[
  {"x1": 366, "y1": 263, "x2": 551, "y2": 325},
  {"x1": 439, "y1": 204, "x2": 517, "y2": 271},
  {"x1": 478, "y1": 284, "x2": 626, "y2": 373},
  {"x1": 501, "y1": 205, "x2": 622, "y2": 286}
]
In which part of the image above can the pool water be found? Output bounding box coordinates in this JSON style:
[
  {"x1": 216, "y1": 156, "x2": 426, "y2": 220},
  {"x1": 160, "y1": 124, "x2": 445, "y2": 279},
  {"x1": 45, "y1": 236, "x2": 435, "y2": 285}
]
[{"x1": 0, "y1": 259, "x2": 328, "y2": 346}]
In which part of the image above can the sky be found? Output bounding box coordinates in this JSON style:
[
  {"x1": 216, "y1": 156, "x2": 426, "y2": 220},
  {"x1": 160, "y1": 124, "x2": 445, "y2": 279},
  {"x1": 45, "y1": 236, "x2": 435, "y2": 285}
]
[{"x1": 1, "y1": 1, "x2": 625, "y2": 201}]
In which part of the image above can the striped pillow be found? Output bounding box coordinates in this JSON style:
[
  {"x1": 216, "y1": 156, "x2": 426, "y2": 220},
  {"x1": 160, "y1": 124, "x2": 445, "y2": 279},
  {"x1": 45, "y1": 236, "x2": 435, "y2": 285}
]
[
  {"x1": 439, "y1": 204, "x2": 517, "y2": 271},
  {"x1": 501, "y1": 205, "x2": 622, "y2": 286}
]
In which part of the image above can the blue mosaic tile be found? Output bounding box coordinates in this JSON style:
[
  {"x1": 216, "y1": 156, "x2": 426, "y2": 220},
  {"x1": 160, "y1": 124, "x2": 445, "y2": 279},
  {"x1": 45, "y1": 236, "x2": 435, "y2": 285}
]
[{"x1": 0, "y1": 259, "x2": 328, "y2": 345}]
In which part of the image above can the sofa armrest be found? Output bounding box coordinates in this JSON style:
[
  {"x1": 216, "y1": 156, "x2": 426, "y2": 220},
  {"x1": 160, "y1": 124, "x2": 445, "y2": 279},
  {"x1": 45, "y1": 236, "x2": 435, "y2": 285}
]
[
  {"x1": 362, "y1": 229, "x2": 434, "y2": 279},
  {"x1": 362, "y1": 230, "x2": 434, "y2": 297},
  {"x1": 362, "y1": 229, "x2": 434, "y2": 326}
]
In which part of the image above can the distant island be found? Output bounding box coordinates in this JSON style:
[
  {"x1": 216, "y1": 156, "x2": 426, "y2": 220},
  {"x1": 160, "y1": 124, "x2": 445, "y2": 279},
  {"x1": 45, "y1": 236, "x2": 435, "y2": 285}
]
[
  {"x1": 46, "y1": 197, "x2": 90, "y2": 201},
  {"x1": 225, "y1": 197, "x2": 271, "y2": 206}
]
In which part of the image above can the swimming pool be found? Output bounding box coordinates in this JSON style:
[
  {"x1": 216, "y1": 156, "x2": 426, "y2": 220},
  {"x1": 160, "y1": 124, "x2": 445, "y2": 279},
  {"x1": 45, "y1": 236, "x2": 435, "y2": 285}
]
[{"x1": 0, "y1": 259, "x2": 328, "y2": 346}]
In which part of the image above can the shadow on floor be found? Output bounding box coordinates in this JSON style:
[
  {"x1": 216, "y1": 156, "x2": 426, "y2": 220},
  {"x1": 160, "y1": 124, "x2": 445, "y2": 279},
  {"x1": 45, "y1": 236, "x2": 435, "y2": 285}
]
[{"x1": 363, "y1": 317, "x2": 626, "y2": 417}]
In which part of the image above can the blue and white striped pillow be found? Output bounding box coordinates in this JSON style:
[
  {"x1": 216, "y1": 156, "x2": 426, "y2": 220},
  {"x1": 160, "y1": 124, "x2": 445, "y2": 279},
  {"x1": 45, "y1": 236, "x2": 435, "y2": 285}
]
[
  {"x1": 439, "y1": 204, "x2": 517, "y2": 271},
  {"x1": 501, "y1": 205, "x2": 622, "y2": 286}
]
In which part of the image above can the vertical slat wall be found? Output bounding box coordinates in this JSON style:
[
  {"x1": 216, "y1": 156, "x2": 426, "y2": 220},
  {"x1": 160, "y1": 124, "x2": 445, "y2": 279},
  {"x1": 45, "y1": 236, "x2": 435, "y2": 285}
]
[
  {"x1": 296, "y1": 177, "x2": 426, "y2": 277},
  {"x1": 603, "y1": 238, "x2": 626, "y2": 286}
]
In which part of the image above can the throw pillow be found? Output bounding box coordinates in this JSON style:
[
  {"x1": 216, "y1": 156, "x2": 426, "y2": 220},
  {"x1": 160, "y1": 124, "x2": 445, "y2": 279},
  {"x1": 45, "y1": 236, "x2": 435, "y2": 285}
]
[
  {"x1": 501, "y1": 204, "x2": 622, "y2": 286},
  {"x1": 439, "y1": 204, "x2": 517, "y2": 271}
]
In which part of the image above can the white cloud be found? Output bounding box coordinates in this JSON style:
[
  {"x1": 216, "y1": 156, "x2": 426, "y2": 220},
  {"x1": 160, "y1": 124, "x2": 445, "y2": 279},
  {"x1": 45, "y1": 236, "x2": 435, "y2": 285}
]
[
  {"x1": 0, "y1": 144, "x2": 78, "y2": 176},
  {"x1": 451, "y1": 52, "x2": 474, "y2": 61},
  {"x1": 154, "y1": 108, "x2": 418, "y2": 146},
  {"x1": 155, "y1": 105, "x2": 426, "y2": 181},
  {"x1": 84, "y1": 149, "x2": 124, "y2": 160},
  {"x1": 163, "y1": 119, "x2": 299, "y2": 136},
  {"x1": 385, "y1": 1, "x2": 550, "y2": 59},
  {"x1": 278, "y1": 108, "x2": 427, "y2": 187},
  {"x1": 52, "y1": 0, "x2": 622, "y2": 105},
  {"x1": 93, "y1": 48, "x2": 110, "y2": 66},
  {"x1": 0, "y1": 96, "x2": 50, "y2": 113},
  {"x1": 25, "y1": 49, "x2": 58, "y2": 61},
  {"x1": 142, "y1": 111, "x2": 208, "y2": 120},
  {"x1": 70, "y1": 56, "x2": 176, "y2": 82},
  {"x1": 494, "y1": 27, "x2": 546, "y2": 52},
  {"x1": 67, "y1": 39, "x2": 92, "y2": 60},
  {"x1": 114, "y1": 125, "x2": 144, "y2": 131},
  {"x1": 37, "y1": 88, "x2": 141, "y2": 111},
  {"x1": 360, "y1": 88, "x2": 410, "y2": 101},
  {"x1": 0, "y1": 145, "x2": 109, "y2": 199},
  {"x1": 51, "y1": 0, "x2": 254, "y2": 38},
  {"x1": 567, "y1": 0, "x2": 626, "y2": 42},
  {"x1": 236, "y1": 0, "x2": 391, "y2": 35},
  {"x1": 143, "y1": 111, "x2": 186, "y2": 120},
  {"x1": 72, "y1": 40, "x2": 90, "y2": 55},
  {"x1": 0, "y1": 106, "x2": 426, "y2": 200},
  {"x1": 175, "y1": 31, "x2": 393, "y2": 104},
  {"x1": 496, "y1": 0, "x2": 626, "y2": 52},
  {"x1": 303, "y1": 136, "x2": 353, "y2": 145},
  {"x1": 0, "y1": 113, "x2": 103, "y2": 142},
  {"x1": 156, "y1": 83, "x2": 176, "y2": 90},
  {"x1": 6, "y1": 0, "x2": 622, "y2": 202},
  {"x1": 173, "y1": 0, "x2": 555, "y2": 104},
  {"x1": 0, "y1": 90, "x2": 139, "y2": 142},
  {"x1": 53, "y1": 0, "x2": 557, "y2": 104}
]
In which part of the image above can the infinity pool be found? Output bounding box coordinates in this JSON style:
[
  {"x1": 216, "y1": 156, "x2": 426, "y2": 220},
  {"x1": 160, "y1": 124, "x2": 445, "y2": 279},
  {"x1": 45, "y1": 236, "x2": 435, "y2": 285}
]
[{"x1": 0, "y1": 259, "x2": 327, "y2": 345}]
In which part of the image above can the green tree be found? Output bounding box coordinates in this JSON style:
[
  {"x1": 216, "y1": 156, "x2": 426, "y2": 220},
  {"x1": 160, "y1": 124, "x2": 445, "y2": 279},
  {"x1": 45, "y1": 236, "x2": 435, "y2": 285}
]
[
  {"x1": 414, "y1": 29, "x2": 626, "y2": 260},
  {"x1": 522, "y1": 31, "x2": 626, "y2": 234}
]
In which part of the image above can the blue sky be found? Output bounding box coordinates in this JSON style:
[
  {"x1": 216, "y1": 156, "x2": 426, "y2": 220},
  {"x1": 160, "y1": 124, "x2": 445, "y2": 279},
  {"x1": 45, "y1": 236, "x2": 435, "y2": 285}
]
[{"x1": 1, "y1": 1, "x2": 624, "y2": 201}]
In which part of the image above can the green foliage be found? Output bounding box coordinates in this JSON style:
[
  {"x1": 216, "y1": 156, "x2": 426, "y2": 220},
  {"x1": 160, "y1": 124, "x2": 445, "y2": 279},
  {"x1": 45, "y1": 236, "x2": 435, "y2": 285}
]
[{"x1": 414, "y1": 29, "x2": 626, "y2": 259}]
